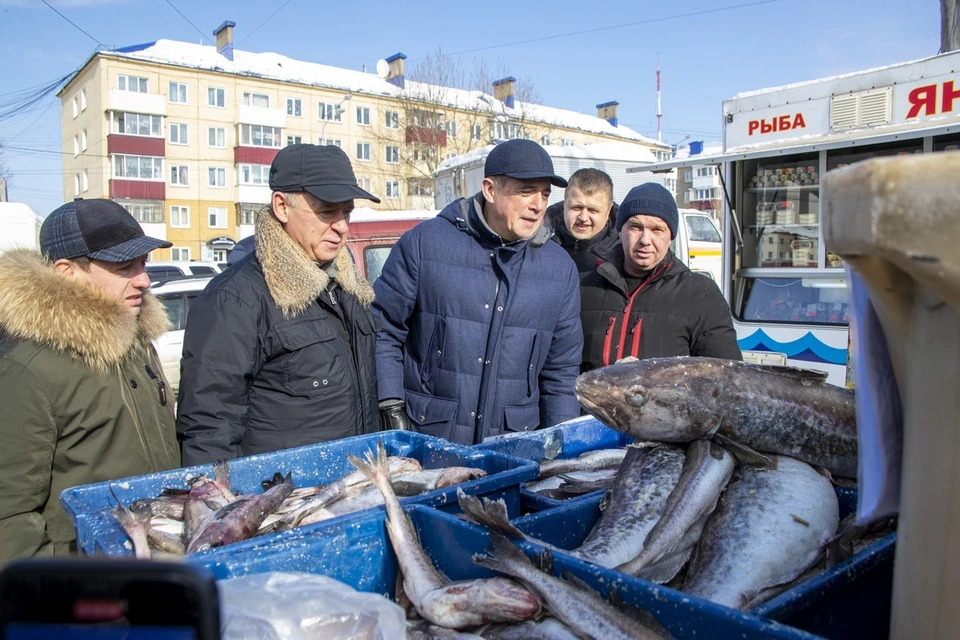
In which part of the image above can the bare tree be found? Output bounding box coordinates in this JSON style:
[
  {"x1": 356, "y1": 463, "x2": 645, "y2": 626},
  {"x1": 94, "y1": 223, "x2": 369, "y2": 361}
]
[{"x1": 943, "y1": 0, "x2": 960, "y2": 52}]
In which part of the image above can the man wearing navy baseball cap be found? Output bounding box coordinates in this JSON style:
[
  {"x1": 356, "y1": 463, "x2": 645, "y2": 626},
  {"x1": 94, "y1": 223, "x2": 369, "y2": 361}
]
[
  {"x1": 0, "y1": 198, "x2": 180, "y2": 561},
  {"x1": 373, "y1": 139, "x2": 584, "y2": 444},
  {"x1": 578, "y1": 182, "x2": 741, "y2": 371},
  {"x1": 177, "y1": 144, "x2": 382, "y2": 464}
]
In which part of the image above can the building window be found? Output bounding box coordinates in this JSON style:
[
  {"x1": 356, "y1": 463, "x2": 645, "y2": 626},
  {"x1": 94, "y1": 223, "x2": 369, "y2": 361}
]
[
  {"x1": 446, "y1": 152, "x2": 456, "y2": 160},
  {"x1": 385, "y1": 146, "x2": 399, "y2": 164},
  {"x1": 171, "y1": 247, "x2": 191, "y2": 260},
  {"x1": 357, "y1": 176, "x2": 372, "y2": 192},
  {"x1": 385, "y1": 111, "x2": 399, "y2": 129},
  {"x1": 113, "y1": 154, "x2": 163, "y2": 180},
  {"x1": 73, "y1": 174, "x2": 80, "y2": 197},
  {"x1": 169, "y1": 82, "x2": 188, "y2": 104},
  {"x1": 407, "y1": 177, "x2": 432, "y2": 196},
  {"x1": 170, "y1": 165, "x2": 189, "y2": 186},
  {"x1": 73, "y1": 135, "x2": 79, "y2": 157},
  {"x1": 82, "y1": 169, "x2": 88, "y2": 192},
  {"x1": 239, "y1": 164, "x2": 270, "y2": 185},
  {"x1": 114, "y1": 112, "x2": 162, "y2": 137},
  {"x1": 318, "y1": 138, "x2": 342, "y2": 148},
  {"x1": 286, "y1": 135, "x2": 302, "y2": 146},
  {"x1": 560, "y1": 138, "x2": 575, "y2": 146},
  {"x1": 72, "y1": 96, "x2": 78, "y2": 119},
  {"x1": 118, "y1": 75, "x2": 148, "y2": 93},
  {"x1": 208, "y1": 167, "x2": 227, "y2": 188},
  {"x1": 446, "y1": 120, "x2": 457, "y2": 137},
  {"x1": 208, "y1": 207, "x2": 228, "y2": 229},
  {"x1": 242, "y1": 92, "x2": 270, "y2": 108},
  {"x1": 208, "y1": 87, "x2": 225, "y2": 108},
  {"x1": 356, "y1": 142, "x2": 370, "y2": 161},
  {"x1": 169, "y1": 123, "x2": 188, "y2": 145},
  {"x1": 239, "y1": 203, "x2": 259, "y2": 225},
  {"x1": 170, "y1": 206, "x2": 190, "y2": 228},
  {"x1": 356, "y1": 106, "x2": 371, "y2": 126},
  {"x1": 240, "y1": 124, "x2": 281, "y2": 148},
  {"x1": 318, "y1": 101, "x2": 342, "y2": 122},
  {"x1": 81, "y1": 129, "x2": 87, "y2": 151},
  {"x1": 208, "y1": 127, "x2": 226, "y2": 148},
  {"x1": 471, "y1": 124, "x2": 482, "y2": 141},
  {"x1": 385, "y1": 180, "x2": 400, "y2": 199},
  {"x1": 286, "y1": 98, "x2": 302, "y2": 116},
  {"x1": 120, "y1": 202, "x2": 163, "y2": 223},
  {"x1": 80, "y1": 88, "x2": 87, "y2": 112}
]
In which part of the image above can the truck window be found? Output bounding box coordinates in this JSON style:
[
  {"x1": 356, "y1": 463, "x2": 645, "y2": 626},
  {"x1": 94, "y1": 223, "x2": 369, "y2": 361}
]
[
  {"x1": 686, "y1": 215, "x2": 721, "y2": 242},
  {"x1": 363, "y1": 245, "x2": 394, "y2": 286}
]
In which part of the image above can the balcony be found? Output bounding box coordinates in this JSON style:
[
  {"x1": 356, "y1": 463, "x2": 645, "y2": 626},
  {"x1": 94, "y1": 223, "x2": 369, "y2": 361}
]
[
  {"x1": 237, "y1": 184, "x2": 271, "y2": 204},
  {"x1": 234, "y1": 147, "x2": 280, "y2": 165},
  {"x1": 405, "y1": 127, "x2": 446, "y2": 146},
  {"x1": 110, "y1": 180, "x2": 165, "y2": 200},
  {"x1": 107, "y1": 134, "x2": 165, "y2": 157},
  {"x1": 238, "y1": 105, "x2": 286, "y2": 128},
  {"x1": 105, "y1": 89, "x2": 166, "y2": 116}
]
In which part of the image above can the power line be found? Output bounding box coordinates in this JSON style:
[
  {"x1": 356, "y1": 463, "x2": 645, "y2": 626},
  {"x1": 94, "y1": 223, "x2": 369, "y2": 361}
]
[
  {"x1": 163, "y1": 0, "x2": 210, "y2": 45},
  {"x1": 238, "y1": 0, "x2": 300, "y2": 46},
  {"x1": 39, "y1": 0, "x2": 105, "y2": 48},
  {"x1": 409, "y1": 0, "x2": 783, "y2": 62}
]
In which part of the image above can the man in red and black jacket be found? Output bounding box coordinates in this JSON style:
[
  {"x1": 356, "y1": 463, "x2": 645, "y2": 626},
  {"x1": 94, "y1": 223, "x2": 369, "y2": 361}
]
[{"x1": 579, "y1": 182, "x2": 742, "y2": 373}]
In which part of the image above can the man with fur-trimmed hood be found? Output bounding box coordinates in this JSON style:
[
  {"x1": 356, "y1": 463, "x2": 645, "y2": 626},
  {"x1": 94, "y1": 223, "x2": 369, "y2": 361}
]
[
  {"x1": 0, "y1": 199, "x2": 180, "y2": 561},
  {"x1": 177, "y1": 144, "x2": 381, "y2": 465}
]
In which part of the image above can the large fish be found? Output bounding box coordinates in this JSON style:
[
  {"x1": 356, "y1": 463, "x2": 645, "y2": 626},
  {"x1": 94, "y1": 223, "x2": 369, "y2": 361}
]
[
  {"x1": 682, "y1": 455, "x2": 839, "y2": 609},
  {"x1": 183, "y1": 462, "x2": 236, "y2": 540},
  {"x1": 348, "y1": 443, "x2": 541, "y2": 629},
  {"x1": 575, "y1": 357, "x2": 858, "y2": 477},
  {"x1": 537, "y1": 449, "x2": 628, "y2": 479}
]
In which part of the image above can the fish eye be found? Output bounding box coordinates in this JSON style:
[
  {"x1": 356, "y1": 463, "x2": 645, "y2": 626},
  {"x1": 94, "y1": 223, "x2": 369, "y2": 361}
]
[{"x1": 625, "y1": 386, "x2": 647, "y2": 408}]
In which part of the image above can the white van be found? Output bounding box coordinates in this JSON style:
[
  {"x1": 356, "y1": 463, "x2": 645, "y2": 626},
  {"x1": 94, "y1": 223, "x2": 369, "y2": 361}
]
[
  {"x1": 672, "y1": 209, "x2": 722, "y2": 282},
  {"x1": 146, "y1": 261, "x2": 222, "y2": 281}
]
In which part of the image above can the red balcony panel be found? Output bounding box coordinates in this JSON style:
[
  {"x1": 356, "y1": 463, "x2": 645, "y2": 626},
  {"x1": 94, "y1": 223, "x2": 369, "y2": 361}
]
[
  {"x1": 110, "y1": 180, "x2": 165, "y2": 200},
  {"x1": 405, "y1": 127, "x2": 446, "y2": 147},
  {"x1": 107, "y1": 134, "x2": 165, "y2": 157},
  {"x1": 235, "y1": 147, "x2": 280, "y2": 165}
]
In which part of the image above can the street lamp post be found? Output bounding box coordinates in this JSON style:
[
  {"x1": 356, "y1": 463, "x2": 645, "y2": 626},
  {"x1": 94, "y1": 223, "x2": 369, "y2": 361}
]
[{"x1": 320, "y1": 93, "x2": 352, "y2": 143}]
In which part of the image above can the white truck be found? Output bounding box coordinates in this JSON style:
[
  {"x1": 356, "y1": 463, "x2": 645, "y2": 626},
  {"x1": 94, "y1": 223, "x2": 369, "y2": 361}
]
[
  {"x1": 0, "y1": 202, "x2": 42, "y2": 252},
  {"x1": 635, "y1": 49, "x2": 960, "y2": 385}
]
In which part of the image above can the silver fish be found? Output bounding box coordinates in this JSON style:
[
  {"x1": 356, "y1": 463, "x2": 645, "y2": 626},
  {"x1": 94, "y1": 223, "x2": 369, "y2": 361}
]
[
  {"x1": 473, "y1": 533, "x2": 666, "y2": 640},
  {"x1": 617, "y1": 439, "x2": 735, "y2": 582},
  {"x1": 479, "y1": 617, "x2": 582, "y2": 639},
  {"x1": 575, "y1": 357, "x2": 858, "y2": 477},
  {"x1": 391, "y1": 466, "x2": 487, "y2": 496},
  {"x1": 525, "y1": 469, "x2": 618, "y2": 496},
  {"x1": 183, "y1": 461, "x2": 235, "y2": 541},
  {"x1": 537, "y1": 449, "x2": 628, "y2": 479},
  {"x1": 113, "y1": 505, "x2": 151, "y2": 559},
  {"x1": 348, "y1": 442, "x2": 541, "y2": 629},
  {"x1": 683, "y1": 455, "x2": 840, "y2": 609}
]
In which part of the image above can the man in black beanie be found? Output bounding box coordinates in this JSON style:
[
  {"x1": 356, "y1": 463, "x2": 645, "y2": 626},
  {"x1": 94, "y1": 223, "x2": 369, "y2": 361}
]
[{"x1": 578, "y1": 182, "x2": 741, "y2": 372}]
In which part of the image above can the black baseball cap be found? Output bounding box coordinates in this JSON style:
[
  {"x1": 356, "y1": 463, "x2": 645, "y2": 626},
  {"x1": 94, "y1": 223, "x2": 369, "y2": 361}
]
[
  {"x1": 269, "y1": 143, "x2": 381, "y2": 203},
  {"x1": 39, "y1": 198, "x2": 172, "y2": 263},
  {"x1": 484, "y1": 139, "x2": 568, "y2": 188}
]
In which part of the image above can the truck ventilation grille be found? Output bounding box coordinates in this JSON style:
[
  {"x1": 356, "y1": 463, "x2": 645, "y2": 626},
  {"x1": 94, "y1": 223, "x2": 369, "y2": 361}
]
[{"x1": 830, "y1": 87, "x2": 892, "y2": 131}]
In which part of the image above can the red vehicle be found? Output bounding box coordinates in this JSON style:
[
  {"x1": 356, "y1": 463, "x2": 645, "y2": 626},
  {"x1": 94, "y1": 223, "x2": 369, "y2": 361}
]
[{"x1": 346, "y1": 209, "x2": 440, "y2": 284}]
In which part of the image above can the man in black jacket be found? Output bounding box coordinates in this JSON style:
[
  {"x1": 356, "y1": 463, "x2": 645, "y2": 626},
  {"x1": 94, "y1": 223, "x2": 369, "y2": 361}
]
[
  {"x1": 177, "y1": 144, "x2": 382, "y2": 465},
  {"x1": 580, "y1": 182, "x2": 741, "y2": 372},
  {"x1": 545, "y1": 168, "x2": 620, "y2": 277}
]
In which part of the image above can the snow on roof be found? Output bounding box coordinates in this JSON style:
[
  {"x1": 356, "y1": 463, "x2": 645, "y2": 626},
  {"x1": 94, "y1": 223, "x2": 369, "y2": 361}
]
[
  {"x1": 0, "y1": 202, "x2": 44, "y2": 223},
  {"x1": 436, "y1": 141, "x2": 657, "y2": 173},
  {"x1": 673, "y1": 140, "x2": 723, "y2": 159},
  {"x1": 100, "y1": 39, "x2": 665, "y2": 146}
]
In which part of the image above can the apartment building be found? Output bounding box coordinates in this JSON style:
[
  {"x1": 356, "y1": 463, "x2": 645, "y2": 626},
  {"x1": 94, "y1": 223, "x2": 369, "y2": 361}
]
[
  {"x1": 59, "y1": 21, "x2": 668, "y2": 262},
  {"x1": 675, "y1": 140, "x2": 723, "y2": 221}
]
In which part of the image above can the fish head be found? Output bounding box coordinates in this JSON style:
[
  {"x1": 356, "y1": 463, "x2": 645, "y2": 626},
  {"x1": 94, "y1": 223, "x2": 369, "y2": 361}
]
[
  {"x1": 425, "y1": 577, "x2": 542, "y2": 623},
  {"x1": 389, "y1": 456, "x2": 424, "y2": 475},
  {"x1": 576, "y1": 357, "x2": 725, "y2": 441}
]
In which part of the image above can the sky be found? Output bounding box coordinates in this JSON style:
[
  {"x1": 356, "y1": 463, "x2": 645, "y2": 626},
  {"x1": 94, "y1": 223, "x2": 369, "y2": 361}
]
[{"x1": 0, "y1": 0, "x2": 941, "y2": 215}]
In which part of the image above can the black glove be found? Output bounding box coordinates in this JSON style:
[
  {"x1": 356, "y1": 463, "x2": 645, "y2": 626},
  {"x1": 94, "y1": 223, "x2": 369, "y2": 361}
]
[{"x1": 379, "y1": 398, "x2": 411, "y2": 431}]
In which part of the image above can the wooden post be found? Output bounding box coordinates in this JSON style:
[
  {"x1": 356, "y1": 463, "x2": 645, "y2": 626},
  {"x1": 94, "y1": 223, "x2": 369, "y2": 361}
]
[{"x1": 822, "y1": 153, "x2": 960, "y2": 639}]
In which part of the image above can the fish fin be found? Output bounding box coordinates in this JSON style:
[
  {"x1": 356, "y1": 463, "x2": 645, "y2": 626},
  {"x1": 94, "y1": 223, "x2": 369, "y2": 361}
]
[
  {"x1": 560, "y1": 569, "x2": 597, "y2": 594},
  {"x1": 347, "y1": 442, "x2": 391, "y2": 489},
  {"x1": 456, "y1": 489, "x2": 527, "y2": 539},
  {"x1": 637, "y1": 546, "x2": 694, "y2": 584},
  {"x1": 711, "y1": 433, "x2": 777, "y2": 470},
  {"x1": 213, "y1": 460, "x2": 231, "y2": 488},
  {"x1": 472, "y1": 532, "x2": 533, "y2": 575},
  {"x1": 628, "y1": 440, "x2": 665, "y2": 449},
  {"x1": 558, "y1": 474, "x2": 615, "y2": 495},
  {"x1": 599, "y1": 489, "x2": 613, "y2": 512},
  {"x1": 745, "y1": 363, "x2": 830, "y2": 386}
]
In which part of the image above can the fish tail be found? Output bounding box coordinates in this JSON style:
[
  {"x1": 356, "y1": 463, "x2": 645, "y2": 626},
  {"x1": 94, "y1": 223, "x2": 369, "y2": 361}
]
[
  {"x1": 473, "y1": 532, "x2": 534, "y2": 577},
  {"x1": 457, "y1": 488, "x2": 526, "y2": 539},
  {"x1": 213, "y1": 460, "x2": 231, "y2": 488},
  {"x1": 347, "y1": 441, "x2": 391, "y2": 491}
]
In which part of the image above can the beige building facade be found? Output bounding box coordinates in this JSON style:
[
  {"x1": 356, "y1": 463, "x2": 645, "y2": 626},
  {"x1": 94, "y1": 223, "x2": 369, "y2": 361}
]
[{"x1": 59, "y1": 23, "x2": 668, "y2": 262}]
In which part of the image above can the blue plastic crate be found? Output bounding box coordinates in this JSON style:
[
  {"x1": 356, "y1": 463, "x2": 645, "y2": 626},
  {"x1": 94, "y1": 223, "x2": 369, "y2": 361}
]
[
  {"x1": 195, "y1": 503, "x2": 820, "y2": 639},
  {"x1": 477, "y1": 415, "x2": 633, "y2": 511},
  {"x1": 59, "y1": 430, "x2": 538, "y2": 556}
]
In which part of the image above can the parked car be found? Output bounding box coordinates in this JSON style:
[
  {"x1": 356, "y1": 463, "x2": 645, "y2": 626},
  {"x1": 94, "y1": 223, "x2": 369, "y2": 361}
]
[
  {"x1": 150, "y1": 276, "x2": 214, "y2": 393},
  {"x1": 146, "y1": 260, "x2": 222, "y2": 281}
]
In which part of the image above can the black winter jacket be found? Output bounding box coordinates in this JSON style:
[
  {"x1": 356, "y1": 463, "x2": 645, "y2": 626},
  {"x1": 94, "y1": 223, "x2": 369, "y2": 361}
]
[
  {"x1": 580, "y1": 247, "x2": 742, "y2": 372},
  {"x1": 177, "y1": 210, "x2": 379, "y2": 466},
  {"x1": 545, "y1": 202, "x2": 621, "y2": 277}
]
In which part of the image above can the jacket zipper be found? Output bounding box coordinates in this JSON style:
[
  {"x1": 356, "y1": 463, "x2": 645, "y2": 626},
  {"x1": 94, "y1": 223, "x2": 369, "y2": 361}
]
[
  {"x1": 145, "y1": 364, "x2": 167, "y2": 406},
  {"x1": 474, "y1": 264, "x2": 502, "y2": 443},
  {"x1": 602, "y1": 316, "x2": 616, "y2": 367},
  {"x1": 629, "y1": 318, "x2": 643, "y2": 358},
  {"x1": 610, "y1": 261, "x2": 671, "y2": 365}
]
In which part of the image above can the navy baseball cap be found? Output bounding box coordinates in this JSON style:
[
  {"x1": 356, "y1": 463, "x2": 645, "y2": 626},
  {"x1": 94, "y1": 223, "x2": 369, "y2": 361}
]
[
  {"x1": 269, "y1": 143, "x2": 381, "y2": 203},
  {"x1": 40, "y1": 198, "x2": 172, "y2": 263},
  {"x1": 484, "y1": 139, "x2": 568, "y2": 188}
]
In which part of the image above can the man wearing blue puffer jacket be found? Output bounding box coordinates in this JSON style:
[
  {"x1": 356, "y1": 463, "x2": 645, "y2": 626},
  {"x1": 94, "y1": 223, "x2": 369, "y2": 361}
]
[{"x1": 373, "y1": 139, "x2": 583, "y2": 445}]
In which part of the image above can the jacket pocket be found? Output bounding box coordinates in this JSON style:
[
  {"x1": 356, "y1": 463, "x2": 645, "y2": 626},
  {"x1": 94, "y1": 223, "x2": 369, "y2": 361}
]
[
  {"x1": 527, "y1": 332, "x2": 543, "y2": 396},
  {"x1": 406, "y1": 389, "x2": 458, "y2": 440},
  {"x1": 274, "y1": 319, "x2": 347, "y2": 397},
  {"x1": 420, "y1": 317, "x2": 446, "y2": 386},
  {"x1": 503, "y1": 403, "x2": 540, "y2": 433}
]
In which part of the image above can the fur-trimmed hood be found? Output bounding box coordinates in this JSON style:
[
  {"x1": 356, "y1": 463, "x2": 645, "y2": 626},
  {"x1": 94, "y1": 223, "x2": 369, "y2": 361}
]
[
  {"x1": 254, "y1": 206, "x2": 375, "y2": 317},
  {"x1": 0, "y1": 249, "x2": 170, "y2": 372}
]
